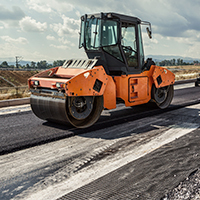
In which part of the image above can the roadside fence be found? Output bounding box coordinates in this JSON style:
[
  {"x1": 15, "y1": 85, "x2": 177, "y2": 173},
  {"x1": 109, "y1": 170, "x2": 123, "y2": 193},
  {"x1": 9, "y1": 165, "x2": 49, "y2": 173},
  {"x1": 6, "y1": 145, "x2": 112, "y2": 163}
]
[
  {"x1": 0, "y1": 86, "x2": 29, "y2": 97},
  {"x1": 0, "y1": 67, "x2": 46, "y2": 71}
]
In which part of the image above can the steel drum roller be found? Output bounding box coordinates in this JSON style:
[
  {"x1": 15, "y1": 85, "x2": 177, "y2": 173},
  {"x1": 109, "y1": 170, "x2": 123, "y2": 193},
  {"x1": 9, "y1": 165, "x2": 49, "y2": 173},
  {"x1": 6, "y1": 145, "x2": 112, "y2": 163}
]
[
  {"x1": 30, "y1": 94, "x2": 103, "y2": 128},
  {"x1": 30, "y1": 94, "x2": 70, "y2": 124}
]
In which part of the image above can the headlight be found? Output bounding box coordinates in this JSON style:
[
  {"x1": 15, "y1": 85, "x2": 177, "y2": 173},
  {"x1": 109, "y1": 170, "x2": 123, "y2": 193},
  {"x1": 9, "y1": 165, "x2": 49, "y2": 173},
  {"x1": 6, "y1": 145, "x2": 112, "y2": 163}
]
[
  {"x1": 31, "y1": 80, "x2": 40, "y2": 86},
  {"x1": 56, "y1": 82, "x2": 65, "y2": 89}
]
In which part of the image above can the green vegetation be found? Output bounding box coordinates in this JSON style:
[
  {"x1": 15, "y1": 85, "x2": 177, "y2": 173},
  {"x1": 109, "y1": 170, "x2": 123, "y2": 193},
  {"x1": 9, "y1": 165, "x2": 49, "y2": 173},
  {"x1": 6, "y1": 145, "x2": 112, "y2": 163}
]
[
  {"x1": 156, "y1": 59, "x2": 199, "y2": 66},
  {"x1": 1, "y1": 58, "x2": 200, "y2": 68},
  {"x1": 0, "y1": 60, "x2": 66, "y2": 69}
]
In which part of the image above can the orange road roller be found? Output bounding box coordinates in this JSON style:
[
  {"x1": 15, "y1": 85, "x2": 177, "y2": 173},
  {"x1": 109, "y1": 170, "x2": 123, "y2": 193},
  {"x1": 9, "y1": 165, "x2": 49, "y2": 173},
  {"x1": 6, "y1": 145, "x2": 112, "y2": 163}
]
[{"x1": 29, "y1": 12, "x2": 175, "y2": 128}]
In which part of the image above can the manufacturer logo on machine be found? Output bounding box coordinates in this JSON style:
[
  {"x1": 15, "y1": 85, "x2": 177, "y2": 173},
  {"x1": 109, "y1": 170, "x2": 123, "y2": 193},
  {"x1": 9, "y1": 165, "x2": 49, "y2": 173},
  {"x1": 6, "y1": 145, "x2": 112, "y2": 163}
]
[{"x1": 84, "y1": 72, "x2": 90, "y2": 78}]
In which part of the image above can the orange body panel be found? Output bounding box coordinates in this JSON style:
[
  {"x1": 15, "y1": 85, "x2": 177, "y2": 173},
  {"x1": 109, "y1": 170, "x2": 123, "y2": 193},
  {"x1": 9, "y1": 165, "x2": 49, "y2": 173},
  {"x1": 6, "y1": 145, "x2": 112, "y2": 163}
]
[
  {"x1": 66, "y1": 66, "x2": 108, "y2": 96},
  {"x1": 29, "y1": 64, "x2": 175, "y2": 110},
  {"x1": 152, "y1": 65, "x2": 175, "y2": 88},
  {"x1": 32, "y1": 67, "x2": 59, "y2": 78},
  {"x1": 56, "y1": 67, "x2": 85, "y2": 78},
  {"x1": 28, "y1": 66, "x2": 107, "y2": 93},
  {"x1": 114, "y1": 74, "x2": 151, "y2": 107},
  {"x1": 113, "y1": 65, "x2": 174, "y2": 107},
  {"x1": 103, "y1": 75, "x2": 116, "y2": 109},
  {"x1": 114, "y1": 66, "x2": 153, "y2": 107}
]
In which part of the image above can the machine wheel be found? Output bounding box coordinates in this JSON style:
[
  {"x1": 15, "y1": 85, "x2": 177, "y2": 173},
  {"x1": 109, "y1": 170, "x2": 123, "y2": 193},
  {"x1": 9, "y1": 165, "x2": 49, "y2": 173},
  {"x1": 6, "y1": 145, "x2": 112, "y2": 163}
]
[
  {"x1": 151, "y1": 84, "x2": 174, "y2": 109},
  {"x1": 30, "y1": 94, "x2": 103, "y2": 128},
  {"x1": 67, "y1": 96, "x2": 104, "y2": 128}
]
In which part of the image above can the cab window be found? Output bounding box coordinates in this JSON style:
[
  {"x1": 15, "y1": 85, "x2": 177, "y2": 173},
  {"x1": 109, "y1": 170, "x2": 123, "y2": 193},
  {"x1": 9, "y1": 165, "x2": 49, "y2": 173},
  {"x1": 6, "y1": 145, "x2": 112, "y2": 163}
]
[{"x1": 121, "y1": 24, "x2": 138, "y2": 68}]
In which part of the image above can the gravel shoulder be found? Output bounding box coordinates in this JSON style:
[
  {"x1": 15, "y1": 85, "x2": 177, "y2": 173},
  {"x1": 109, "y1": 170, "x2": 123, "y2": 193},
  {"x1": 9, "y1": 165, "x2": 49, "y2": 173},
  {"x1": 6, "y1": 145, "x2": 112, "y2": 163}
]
[{"x1": 162, "y1": 168, "x2": 200, "y2": 200}]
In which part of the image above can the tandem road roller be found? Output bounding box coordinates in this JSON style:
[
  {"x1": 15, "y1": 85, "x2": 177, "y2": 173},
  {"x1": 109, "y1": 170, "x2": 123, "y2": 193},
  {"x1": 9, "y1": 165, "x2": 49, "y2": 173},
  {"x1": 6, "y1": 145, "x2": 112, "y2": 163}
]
[{"x1": 29, "y1": 12, "x2": 175, "y2": 128}]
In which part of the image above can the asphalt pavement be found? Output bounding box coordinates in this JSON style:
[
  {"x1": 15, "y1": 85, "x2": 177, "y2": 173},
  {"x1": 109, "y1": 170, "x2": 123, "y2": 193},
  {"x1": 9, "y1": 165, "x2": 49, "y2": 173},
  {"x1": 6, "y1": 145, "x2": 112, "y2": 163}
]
[
  {"x1": 58, "y1": 127, "x2": 200, "y2": 200},
  {"x1": 0, "y1": 82, "x2": 199, "y2": 200},
  {"x1": 0, "y1": 86, "x2": 199, "y2": 155}
]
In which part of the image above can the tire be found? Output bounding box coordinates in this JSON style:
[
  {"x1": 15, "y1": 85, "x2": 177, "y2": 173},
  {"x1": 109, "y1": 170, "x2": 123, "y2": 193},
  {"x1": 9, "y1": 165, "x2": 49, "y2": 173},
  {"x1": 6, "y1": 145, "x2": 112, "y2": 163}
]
[
  {"x1": 151, "y1": 84, "x2": 174, "y2": 109},
  {"x1": 67, "y1": 96, "x2": 104, "y2": 128}
]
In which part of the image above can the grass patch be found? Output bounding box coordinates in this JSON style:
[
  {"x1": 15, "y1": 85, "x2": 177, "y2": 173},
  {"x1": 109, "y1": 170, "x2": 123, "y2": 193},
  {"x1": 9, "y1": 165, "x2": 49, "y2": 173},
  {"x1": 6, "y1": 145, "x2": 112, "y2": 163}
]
[
  {"x1": 0, "y1": 86, "x2": 30, "y2": 100},
  {"x1": 0, "y1": 93, "x2": 31, "y2": 100}
]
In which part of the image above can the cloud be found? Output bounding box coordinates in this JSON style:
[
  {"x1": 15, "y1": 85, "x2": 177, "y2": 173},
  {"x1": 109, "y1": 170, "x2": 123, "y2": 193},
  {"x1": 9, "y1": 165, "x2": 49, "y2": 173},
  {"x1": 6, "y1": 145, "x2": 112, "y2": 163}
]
[
  {"x1": 151, "y1": 38, "x2": 159, "y2": 44},
  {"x1": 46, "y1": 35, "x2": 55, "y2": 40},
  {"x1": 0, "y1": 0, "x2": 199, "y2": 61},
  {"x1": 169, "y1": 0, "x2": 200, "y2": 31},
  {"x1": 26, "y1": 0, "x2": 52, "y2": 13},
  {"x1": 58, "y1": 37, "x2": 69, "y2": 44},
  {"x1": 50, "y1": 15, "x2": 79, "y2": 37},
  {"x1": 0, "y1": 5, "x2": 25, "y2": 21},
  {"x1": 25, "y1": 0, "x2": 200, "y2": 38},
  {"x1": 19, "y1": 16, "x2": 47, "y2": 32},
  {"x1": 121, "y1": 0, "x2": 200, "y2": 37},
  {"x1": 58, "y1": 37, "x2": 76, "y2": 47},
  {"x1": 75, "y1": 11, "x2": 81, "y2": 17},
  {"x1": 26, "y1": 0, "x2": 74, "y2": 13},
  {"x1": 56, "y1": 0, "x2": 113, "y2": 11},
  {"x1": 53, "y1": 0, "x2": 198, "y2": 38},
  {"x1": 50, "y1": 44, "x2": 69, "y2": 50},
  {"x1": 1, "y1": 36, "x2": 28, "y2": 44}
]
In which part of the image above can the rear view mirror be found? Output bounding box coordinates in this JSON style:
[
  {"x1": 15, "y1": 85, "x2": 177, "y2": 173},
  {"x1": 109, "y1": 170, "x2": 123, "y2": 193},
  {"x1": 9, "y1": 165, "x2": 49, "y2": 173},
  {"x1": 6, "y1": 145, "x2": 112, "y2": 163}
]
[{"x1": 146, "y1": 27, "x2": 152, "y2": 39}]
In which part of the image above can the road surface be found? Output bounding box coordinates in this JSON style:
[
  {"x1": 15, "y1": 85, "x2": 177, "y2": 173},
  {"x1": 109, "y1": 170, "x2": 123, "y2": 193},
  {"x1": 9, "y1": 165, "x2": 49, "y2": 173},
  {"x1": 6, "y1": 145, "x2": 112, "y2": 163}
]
[{"x1": 0, "y1": 83, "x2": 199, "y2": 200}]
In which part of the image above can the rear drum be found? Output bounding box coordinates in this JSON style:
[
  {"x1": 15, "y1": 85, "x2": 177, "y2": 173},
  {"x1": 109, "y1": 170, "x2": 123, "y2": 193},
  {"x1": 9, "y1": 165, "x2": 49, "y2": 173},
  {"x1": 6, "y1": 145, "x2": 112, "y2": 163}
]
[{"x1": 151, "y1": 85, "x2": 174, "y2": 109}]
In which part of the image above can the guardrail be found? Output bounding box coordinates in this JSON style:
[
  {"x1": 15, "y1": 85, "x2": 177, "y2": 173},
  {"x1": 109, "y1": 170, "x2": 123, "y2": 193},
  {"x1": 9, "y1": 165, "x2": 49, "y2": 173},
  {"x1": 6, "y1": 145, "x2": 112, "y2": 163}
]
[{"x1": 0, "y1": 75, "x2": 16, "y2": 87}]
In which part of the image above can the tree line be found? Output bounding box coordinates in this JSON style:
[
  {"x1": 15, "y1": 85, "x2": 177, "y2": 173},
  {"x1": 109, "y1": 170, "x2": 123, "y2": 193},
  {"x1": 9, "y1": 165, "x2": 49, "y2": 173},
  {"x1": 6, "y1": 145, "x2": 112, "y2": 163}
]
[
  {"x1": 0, "y1": 58, "x2": 199, "y2": 69},
  {"x1": 156, "y1": 59, "x2": 199, "y2": 66},
  {"x1": 0, "y1": 60, "x2": 66, "y2": 69}
]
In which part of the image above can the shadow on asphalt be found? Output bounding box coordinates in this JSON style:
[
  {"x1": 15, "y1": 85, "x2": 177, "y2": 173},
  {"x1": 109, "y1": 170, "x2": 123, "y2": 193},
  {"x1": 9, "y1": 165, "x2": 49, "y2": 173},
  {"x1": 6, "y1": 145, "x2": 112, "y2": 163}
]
[{"x1": 43, "y1": 103, "x2": 200, "y2": 141}]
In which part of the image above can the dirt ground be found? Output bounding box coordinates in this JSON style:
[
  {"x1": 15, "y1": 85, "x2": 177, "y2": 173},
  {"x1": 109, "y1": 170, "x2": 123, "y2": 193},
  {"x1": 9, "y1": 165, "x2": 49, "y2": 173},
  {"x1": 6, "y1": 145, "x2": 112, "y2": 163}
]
[
  {"x1": 0, "y1": 70, "x2": 37, "y2": 87},
  {"x1": 0, "y1": 65, "x2": 200, "y2": 88},
  {"x1": 1, "y1": 65, "x2": 200, "y2": 88}
]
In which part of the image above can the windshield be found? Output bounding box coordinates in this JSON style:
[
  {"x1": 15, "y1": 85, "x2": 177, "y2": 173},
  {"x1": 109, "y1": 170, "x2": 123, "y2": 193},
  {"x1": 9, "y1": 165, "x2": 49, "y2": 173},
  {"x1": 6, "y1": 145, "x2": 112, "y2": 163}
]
[{"x1": 79, "y1": 17, "x2": 119, "y2": 50}]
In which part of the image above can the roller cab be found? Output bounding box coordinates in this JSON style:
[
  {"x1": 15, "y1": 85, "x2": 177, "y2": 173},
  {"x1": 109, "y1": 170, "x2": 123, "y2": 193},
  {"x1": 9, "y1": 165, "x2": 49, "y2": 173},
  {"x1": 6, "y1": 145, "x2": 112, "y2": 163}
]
[{"x1": 29, "y1": 12, "x2": 175, "y2": 128}]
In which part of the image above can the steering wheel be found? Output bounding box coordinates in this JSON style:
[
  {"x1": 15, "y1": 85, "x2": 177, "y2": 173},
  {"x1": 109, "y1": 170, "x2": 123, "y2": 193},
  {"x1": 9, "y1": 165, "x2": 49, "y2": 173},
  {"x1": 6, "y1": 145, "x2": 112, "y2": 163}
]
[{"x1": 123, "y1": 46, "x2": 137, "y2": 54}]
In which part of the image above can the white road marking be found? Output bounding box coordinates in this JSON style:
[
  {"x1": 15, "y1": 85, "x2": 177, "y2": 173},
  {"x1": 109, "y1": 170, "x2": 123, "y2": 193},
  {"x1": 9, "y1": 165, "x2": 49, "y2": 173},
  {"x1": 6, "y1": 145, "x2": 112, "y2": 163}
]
[
  {"x1": 0, "y1": 104, "x2": 31, "y2": 115},
  {"x1": 174, "y1": 83, "x2": 195, "y2": 90}
]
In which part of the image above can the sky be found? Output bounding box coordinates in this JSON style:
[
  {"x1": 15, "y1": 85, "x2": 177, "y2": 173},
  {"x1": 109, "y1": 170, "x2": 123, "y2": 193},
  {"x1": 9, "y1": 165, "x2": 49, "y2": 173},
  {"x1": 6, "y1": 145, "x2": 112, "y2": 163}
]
[{"x1": 0, "y1": 0, "x2": 200, "y2": 63}]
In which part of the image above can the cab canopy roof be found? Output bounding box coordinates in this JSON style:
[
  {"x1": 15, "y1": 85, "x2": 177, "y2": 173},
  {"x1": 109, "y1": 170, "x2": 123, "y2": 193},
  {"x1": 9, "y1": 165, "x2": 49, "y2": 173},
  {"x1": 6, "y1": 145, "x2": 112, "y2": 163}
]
[{"x1": 82, "y1": 12, "x2": 142, "y2": 24}]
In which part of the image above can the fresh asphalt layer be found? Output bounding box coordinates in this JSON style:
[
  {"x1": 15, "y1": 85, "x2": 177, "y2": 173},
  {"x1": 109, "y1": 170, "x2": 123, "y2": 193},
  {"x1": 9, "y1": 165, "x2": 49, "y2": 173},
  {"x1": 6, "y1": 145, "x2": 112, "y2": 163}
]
[
  {"x1": 58, "y1": 127, "x2": 200, "y2": 200},
  {"x1": 0, "y1": 81, "x2": 199, "y2": 200},
  {"x1": 0, "y1": 100, "x2": 198, "y2": 200},
  {"x1": 0, "y1": 84, "x2": 200, "y2": 155}
]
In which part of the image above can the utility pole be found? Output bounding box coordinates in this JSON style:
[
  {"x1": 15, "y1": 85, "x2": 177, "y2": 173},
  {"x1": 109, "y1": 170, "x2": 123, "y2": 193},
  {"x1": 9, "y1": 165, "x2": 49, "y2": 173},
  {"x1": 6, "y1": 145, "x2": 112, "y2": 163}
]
[{"x1": 16, "y1": 56, "x2": 23, "y2": 68}]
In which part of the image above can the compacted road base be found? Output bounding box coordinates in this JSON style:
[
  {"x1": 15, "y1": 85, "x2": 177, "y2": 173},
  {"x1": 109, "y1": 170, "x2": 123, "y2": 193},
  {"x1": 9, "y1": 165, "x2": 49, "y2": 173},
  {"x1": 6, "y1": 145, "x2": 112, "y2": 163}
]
[{"x1": 58, "y1": 127, "x2": 200, "y2": 200}]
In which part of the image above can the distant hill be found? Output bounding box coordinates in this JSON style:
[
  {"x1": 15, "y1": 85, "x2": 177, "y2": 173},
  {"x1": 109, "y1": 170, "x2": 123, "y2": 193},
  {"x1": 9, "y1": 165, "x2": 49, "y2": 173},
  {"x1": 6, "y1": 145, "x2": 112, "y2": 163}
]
[
  {"x1": 146, "y1": 55, "x2": 200, "y2": 63},
  {"x1": 9, "y1": 61, "x2": 32, "y2": 66},
  {"x1": 0, "y1": 60, "x2": 31, "y2": 66},
  {"x1": 0, "y1": 60, "x2": 54, "y2": 67}
]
